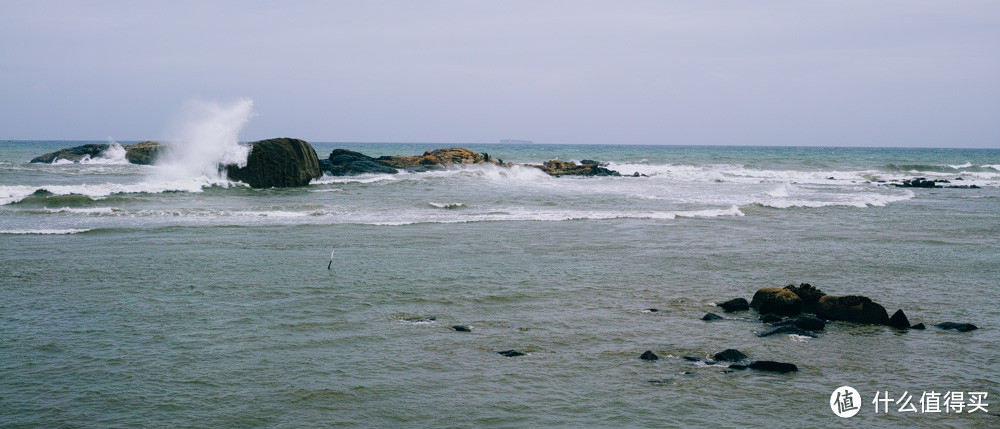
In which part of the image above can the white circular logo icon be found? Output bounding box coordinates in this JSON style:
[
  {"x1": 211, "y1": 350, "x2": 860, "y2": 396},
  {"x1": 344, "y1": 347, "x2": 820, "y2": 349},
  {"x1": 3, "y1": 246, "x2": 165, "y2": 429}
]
[{"x1": 830, "y1": 386, "x2": 862, "y2": 418}]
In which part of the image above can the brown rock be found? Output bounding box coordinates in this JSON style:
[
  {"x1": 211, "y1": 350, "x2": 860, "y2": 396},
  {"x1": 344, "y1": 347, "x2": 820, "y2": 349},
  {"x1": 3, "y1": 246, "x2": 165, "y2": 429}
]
[
  {"x1": 122, "y1": 141, "x2": 165, "y2": 165},
  {"x1": 750, "y1": 288, "x2": 803, "y2": 316},
  {"x1": 815, "y1": 295, "x2": 890, "y2": 325},
  {"x1": 783, "y1": 283, "x2": 826, "y2": 314},
  {"x1": 377, "y1": 148, "x2": 487, "y2": 170}
]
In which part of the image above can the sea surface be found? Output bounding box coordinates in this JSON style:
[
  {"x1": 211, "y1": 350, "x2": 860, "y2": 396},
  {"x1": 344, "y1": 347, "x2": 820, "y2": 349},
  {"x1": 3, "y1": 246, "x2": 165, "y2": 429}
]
[{"x1": 1, "y1": 140, "x2": 998, "y2": 427}]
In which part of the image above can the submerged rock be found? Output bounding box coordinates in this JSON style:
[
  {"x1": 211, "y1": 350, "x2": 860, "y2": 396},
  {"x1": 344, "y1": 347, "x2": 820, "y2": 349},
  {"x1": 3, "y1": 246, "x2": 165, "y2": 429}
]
[
  {"x1": 774, "y1": 315, "x2": 825, "y2": 331},
  {"x1": 224, "y1": 138, "x2": 322, "y2": 188},
  {"x1": 702, "y1": 313, "x2": 724, "y2": 321},
  {"x1": 750, "y1": 288, "x2": 802, "y2": 316},
  {"x1": 452, "y1": 325, "x2": 471, "y2": 332},
  {"x1": 713, "y1": 349, "x2": 748, "y2": 362},
  {"x1": 716, "y1": 298, "x2": 750, "y2": 313},
  {"x1": 639, "y1": 350, "x2": 659, "y2": 361},
  {"x1": 935, "y1": 322, "x2": 978, "y2": 332},
  {"x1": 760, "y1": 314, "x2": 783, "y2": 324},
  {"x1": 757, "y1": 325, "x2": 817, "y2": 338},
  {"x1": 815, "y1": 295, "x2": 890, "y2": 325},
  {"x1": 498, "y1": 350, "x2": 525, "y2": 357},
  {"x1": 748, "y1": 361, "x2": 798, "y2": 373},
  {"x1": 910, "y1": 323, "x2": 926, "y2": 330}
]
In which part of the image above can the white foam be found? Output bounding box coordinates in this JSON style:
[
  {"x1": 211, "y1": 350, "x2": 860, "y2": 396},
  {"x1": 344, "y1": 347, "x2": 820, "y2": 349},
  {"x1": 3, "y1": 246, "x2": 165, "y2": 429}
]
[
  {"x1": 155, "y1": 98, "x2": 254, "y2": 182},
  {"x1": 429, "y1": 202, "x2": 465, "y2": 209},
  {"x1": 45, "y1": 207, "x2": 118, "y2": 215},
  {"x1": 0, "y1": 228, "x2": 91, "y2": 235}
]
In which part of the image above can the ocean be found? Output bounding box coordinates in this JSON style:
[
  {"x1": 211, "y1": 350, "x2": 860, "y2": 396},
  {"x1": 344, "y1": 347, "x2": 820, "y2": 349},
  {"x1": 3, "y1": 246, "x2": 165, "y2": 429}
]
[{"x1": 1, "y1": 140, "x2": 998, "y2": 427}]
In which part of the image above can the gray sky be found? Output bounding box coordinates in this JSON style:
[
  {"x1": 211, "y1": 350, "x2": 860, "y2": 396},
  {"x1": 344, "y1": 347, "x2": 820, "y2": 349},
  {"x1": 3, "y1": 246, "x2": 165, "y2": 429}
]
[{"x1": 2, "y1": 1, "x2": 998, "y2": 147}]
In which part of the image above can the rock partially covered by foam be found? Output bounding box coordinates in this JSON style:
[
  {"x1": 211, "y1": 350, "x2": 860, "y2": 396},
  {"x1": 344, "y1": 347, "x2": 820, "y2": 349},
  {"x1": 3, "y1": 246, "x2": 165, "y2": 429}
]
[
  {"x1": 532, "y1": 160, "x2": 621, "y2": 177},
  {"x1": 31, "y1": 144, "x2": 110, "y2": 163},
  {"x1": 224, "y1": 138, "x2": 322, "y2": 188}
]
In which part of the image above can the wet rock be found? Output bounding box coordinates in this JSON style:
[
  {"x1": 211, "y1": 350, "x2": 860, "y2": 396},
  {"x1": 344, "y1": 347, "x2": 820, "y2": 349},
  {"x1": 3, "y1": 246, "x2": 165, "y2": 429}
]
[
  {"x1": 531, "y1": 159, "x2": 621, "y2": 177},
  {"x1": 320, "y1": 149, "x2": 398, "y2": 176},
  {"x1": 31, "y1": 144, "x2": 110, "y2": 163},
  {"x1": 728, "y1": 364, "x2": 749, "y2": 370},
  {"x1": 452, "y1": 325, "x2": 471, "y2": 332},
  {"x1": 757, "y1": 325, "x2": 817, "y2": 338},
  {"x1": 896, "y1": 178, "x2": 941, "y2": 188},
  {"x1": 224, "y1": 138, "x2": 322, "y2": 188},
  {"x1": 702, "y1": 313, "x2": 724, "y2": 321},
  {"x1": 748, "y1": 361, "x2": 798, "y2": 373},
  {"x1": 783, "y1": 283, "x2": 826, "y2": 314},
  {"x1": 815, "y1": 295, "x2": 890, "y2": 325},
  {"x1": 935, "y1": 322, "x2": 978, "y2": 332},
  {"x1": 377, "y1": 148, "x2": 489, "y2": 171},
  {"x1": 775, "y1": 315, "x2": 825, "y2": 331},
  {"x1": 645, "y1": 308, "x2": 660, "y2": 312},
  {"x1": 760, "y1": 314, "x2": 783, "y2": 324},
  {"x1": 716, "y1": 298, "x2": 750, "y2": 313},
  {"x1": 713, "y1": 349, "x2": 748, "y2": 362},
  {"x1": 122, "y1": 141, "x2": 165, "y2": 165},
  {"x1": 910, "y1": 323, "x2": 926, "y2": 330},
  {"x1": 639, "y1": 350, "x2": 659, "y2": 361},
  {"x1": 498, "y1": 350, "x2": 525, "y2": 357},
  {"x1": 887, "y1": 309, "x2": 911, "y2": 329},
  {"x1": 750, "y1": 288, "x2": 802, "y2": 316}
]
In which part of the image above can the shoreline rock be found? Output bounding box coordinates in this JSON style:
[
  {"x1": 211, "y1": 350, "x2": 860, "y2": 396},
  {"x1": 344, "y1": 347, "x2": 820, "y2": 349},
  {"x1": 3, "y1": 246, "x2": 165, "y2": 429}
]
[
  {"x1": 750, "y1": 288, "x2": 803, "y2": 316},
  {"x1": 815, "y1": 295, "x2": 890, "y2": 325}
]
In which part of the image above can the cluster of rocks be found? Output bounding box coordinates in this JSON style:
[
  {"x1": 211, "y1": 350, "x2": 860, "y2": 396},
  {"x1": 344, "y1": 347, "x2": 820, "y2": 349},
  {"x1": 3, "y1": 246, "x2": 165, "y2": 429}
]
[
  {"x1": 893, "y1": 177, "x2": 981, "y2": 189},
  {"x1": 639, "y1": 348, "x2": 798, "y2": 374},
  {"x1": 32, "y1": 140, "x2": 631, "y2": 188},
  {"x1": 689, "y1": 283, "x2": 980, "y2": 376}
]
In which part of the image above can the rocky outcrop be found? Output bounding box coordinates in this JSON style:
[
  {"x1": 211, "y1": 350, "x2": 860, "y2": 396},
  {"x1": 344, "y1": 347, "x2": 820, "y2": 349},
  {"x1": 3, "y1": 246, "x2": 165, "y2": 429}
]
[
  {"x1": 532, "y1": 160, "x2": 621, "y2": 177},
  {"x1": 783, "y1": 283, "x2": 825, "y2": 314},
  {"x1": 122, "y1": 141, "x2": 165, "y2": 165},
  {"x1": 639, "y1": 350, "x2": 659, "y2": 361},
  {"x1": 717, "y1": 298, "x2": 750, "y2": 313},
  {"x1": 750, "y1": 288, "x2": 803, "y2": 316},
  {"x1": 714, "y1": 349, "x2": 748, "y2": 362},
  {"x1": 815, "y1": 295, "x2": 890, "y2": 325},
  {"x1": 31, "y1": 141, "x2": 165, "y2": 165},
  {"x1": 224, "y1": 138, "x2": 322, "y2": 188},
  {"x1": 319, "y1": 149, "x2": 398, "y2": 176},
  {"x1": 377, "y1": 148, "x2": 490, "y2": 171},
  {"x1": 887, "y1": 309, "x2": 911, "y2": 329},
  {"x1": 747, "y1": 361, "x2": 798, "y2": 373},
  {"x1": 30, "y1": 144, "x2": 110, "y2": 163},
  {"x1": 702, "y1": 313, "x2": 724, "y2": 321},
  {"x1": 935, "y1": 322, "x2": 978, "y2": 332}
]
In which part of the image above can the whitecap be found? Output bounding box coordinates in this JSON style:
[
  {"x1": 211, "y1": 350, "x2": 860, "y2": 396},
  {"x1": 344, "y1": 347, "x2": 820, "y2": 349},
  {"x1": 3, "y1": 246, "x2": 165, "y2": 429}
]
[{"x1": 0, "y1": 228, "x2": 92, "y2": 235}]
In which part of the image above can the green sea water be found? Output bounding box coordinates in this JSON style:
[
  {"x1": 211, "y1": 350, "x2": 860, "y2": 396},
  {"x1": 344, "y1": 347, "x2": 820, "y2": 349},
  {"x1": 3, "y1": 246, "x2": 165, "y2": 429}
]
[{"x1": 1, "y1": 141, "x2": 998, "y2": 427}]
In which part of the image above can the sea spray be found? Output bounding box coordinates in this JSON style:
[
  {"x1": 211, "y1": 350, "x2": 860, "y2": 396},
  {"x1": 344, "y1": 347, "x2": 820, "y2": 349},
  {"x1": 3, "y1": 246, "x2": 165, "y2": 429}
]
[{"x1": 156, "y1": 98, "x2": 255, "y2": 182}]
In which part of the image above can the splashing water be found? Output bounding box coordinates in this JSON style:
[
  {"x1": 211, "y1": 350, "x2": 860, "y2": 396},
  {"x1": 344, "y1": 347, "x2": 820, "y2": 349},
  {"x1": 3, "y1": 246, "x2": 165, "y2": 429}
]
[{"x1": 156, "y1": 98, "x2": 255, "y2": 182}]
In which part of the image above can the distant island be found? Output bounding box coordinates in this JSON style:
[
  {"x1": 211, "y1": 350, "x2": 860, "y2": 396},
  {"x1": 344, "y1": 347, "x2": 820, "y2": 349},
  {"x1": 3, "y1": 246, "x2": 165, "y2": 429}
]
[{"x1": 499, "y1": 139, "x2": 534, "y2": 144}]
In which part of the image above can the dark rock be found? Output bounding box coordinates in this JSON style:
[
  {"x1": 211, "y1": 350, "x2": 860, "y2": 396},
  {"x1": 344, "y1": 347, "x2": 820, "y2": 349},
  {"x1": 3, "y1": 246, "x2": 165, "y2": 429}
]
[
  {"x1": 775, "y1": 315, "x2": 825, "y2": 331},
  {"x1": 321, "y1": 149, "x2": 398, "y2": 176},
  {"x1": 122, "y1": 141, "x2": 165, "y2": 165},
  {"x1": 639, "y1": 350, "x2": 659, "y2": 361},
  {"x1": 760, "y1": 314, "x2": 783, "y2": 323},
  {"x1": 783, "y1": 283, "x2": 826, "y2": 314},
  {"x1": 757, "y1": 325, "x2": 817, "y2": 338},
  {"x1": 452, "y1": 325, "x2": 471, "y2": 332},
  {"x1": 896, "y1": 178, "x2": 941, "y2": 188},
  {"x1": 728, "y1": 364, "x2": 749, "y2": 370},
  {"x1": 887, "y1": 309, "x2": 911, "y2": 329},
  {"x1": 31, "y1": 144, "x2": 109, "y2": 163},
  {"x1": 532, "y1": 159, "x2": 621, "y2": 177},
  {"x1": 750, "y1": 288, "x2": 802, "y2": 316},
  {"x1": 748, "y1": 361, "x2": 798, "y2": 373},
  {"x1": 224, "y1": 138, "x2": 322, "y2": 188},
  {"x1": 682, "y1": 356, "x2": 702, "y2": 362},
  {"x1": 645, "y1": 308, "x2": 659, "y2": 312},
  {"x1": 713, "y1": 349, "x2": 748, "y2": 362},
  {"x1": 815, "y1": 295, "x2": 890, "y2": 325},
  {"x1": 498, "y1": 350, "x2": 525, "y2": 357},
  {"x1": 702, "y1": 313, "x2": 724, "y2": 321},
  {"x1": 910, "y1": 323, "x2": 926, "y2": 330},
  {"x1": 717, "y1": 298, "x2": 750, "y2": 313},
  {"x1": 935, "y1": 322, "x2": 978, "y2": 332}
]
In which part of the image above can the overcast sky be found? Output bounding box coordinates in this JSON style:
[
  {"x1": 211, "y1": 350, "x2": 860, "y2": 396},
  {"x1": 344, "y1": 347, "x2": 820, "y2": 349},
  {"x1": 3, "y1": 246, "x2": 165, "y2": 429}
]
[{"x1": 2, "y1": 1, "x2": 998, "y2": 147}]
